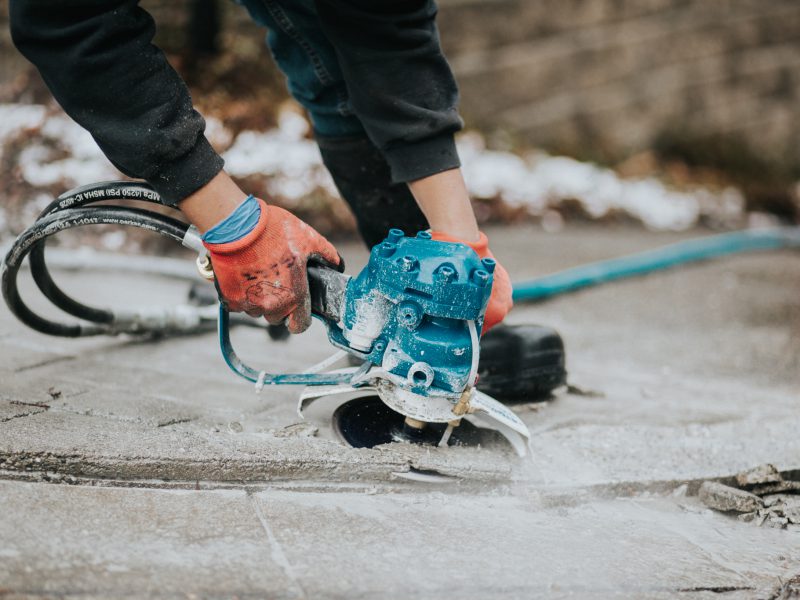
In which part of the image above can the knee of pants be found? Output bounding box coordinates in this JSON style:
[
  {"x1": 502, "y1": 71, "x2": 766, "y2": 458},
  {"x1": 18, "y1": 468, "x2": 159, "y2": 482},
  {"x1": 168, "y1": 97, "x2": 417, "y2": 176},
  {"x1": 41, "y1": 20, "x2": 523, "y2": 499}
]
[{"x1": 237, "y1": 0, "x2": 364, "y2": 137}]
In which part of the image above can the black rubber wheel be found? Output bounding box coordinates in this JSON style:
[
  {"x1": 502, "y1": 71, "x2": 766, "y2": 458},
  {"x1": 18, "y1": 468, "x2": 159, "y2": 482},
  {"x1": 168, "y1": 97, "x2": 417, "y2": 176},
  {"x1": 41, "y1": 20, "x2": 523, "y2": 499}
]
[{"x1": 477, "y1": 324, "x2": 567, "y2": 402}]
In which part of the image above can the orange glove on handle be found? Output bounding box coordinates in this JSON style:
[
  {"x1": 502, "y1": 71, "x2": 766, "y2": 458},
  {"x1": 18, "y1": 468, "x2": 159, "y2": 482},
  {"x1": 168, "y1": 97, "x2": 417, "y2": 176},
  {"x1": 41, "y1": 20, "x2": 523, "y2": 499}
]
[
  {"x1": 203, "y1": 198, "x2": 340, "y2": 334},
  {"x1": 430, "y1": 231, "x2": 513, "y2": 332}
]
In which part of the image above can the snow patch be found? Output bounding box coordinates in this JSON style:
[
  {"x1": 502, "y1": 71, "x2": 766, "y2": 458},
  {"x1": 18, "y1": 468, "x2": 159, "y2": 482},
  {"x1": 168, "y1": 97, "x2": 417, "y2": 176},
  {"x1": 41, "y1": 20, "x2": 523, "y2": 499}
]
[
  {"x1": 222, "y1": 109, "x2": 337, "y2": 202},
  {"x1": 204, "y1": 116, "x2": 234, "y2": 150},
  {"x1": 1, "y1": 103, "x2": 747, "y2": 231},
  {"x1": 0, "y1": 104, "x2": 47, "y2": 157},
  {"x1": 0, "y1": 104, "x2": 120, "y2": 187},
  {"x1": 457, "y1": 133, "x2": 744, "y2": 231}
]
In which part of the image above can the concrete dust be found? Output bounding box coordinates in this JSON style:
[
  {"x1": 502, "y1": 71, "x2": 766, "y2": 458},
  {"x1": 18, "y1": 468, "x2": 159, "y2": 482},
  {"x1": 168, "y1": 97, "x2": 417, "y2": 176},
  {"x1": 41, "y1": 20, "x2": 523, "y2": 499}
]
[{"x1": 272, "y1": 422, "x2": 319, "y2": 438}]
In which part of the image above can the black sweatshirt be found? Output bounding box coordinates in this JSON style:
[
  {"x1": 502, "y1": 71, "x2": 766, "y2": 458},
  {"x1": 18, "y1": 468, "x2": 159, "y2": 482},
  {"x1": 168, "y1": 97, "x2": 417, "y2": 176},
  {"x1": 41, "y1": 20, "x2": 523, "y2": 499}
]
[{"x1": 9, "y1": 0, "x2": 463, "y2": 206}]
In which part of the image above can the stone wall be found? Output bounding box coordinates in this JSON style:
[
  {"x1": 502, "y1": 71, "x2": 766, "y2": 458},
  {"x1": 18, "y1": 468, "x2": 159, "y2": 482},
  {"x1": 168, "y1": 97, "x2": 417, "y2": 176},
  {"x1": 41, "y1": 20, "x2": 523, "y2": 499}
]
[
  {"x1": 437, "y1": 0, "x2": 800, "y2": 167},
  {"x1": 2, "y1": 0, "x2": 799, "y2": 168}
]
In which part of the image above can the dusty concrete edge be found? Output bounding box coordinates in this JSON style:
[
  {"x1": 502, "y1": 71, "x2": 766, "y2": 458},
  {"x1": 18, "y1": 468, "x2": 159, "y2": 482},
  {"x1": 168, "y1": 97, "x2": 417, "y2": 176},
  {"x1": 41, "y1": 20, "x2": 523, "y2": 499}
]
[
  {"x1": 0, "y1": 445, "x2": 516, "y2": 485},
  {"x1": 2, "y1": 462, "x2": 782, "y2": 504}
]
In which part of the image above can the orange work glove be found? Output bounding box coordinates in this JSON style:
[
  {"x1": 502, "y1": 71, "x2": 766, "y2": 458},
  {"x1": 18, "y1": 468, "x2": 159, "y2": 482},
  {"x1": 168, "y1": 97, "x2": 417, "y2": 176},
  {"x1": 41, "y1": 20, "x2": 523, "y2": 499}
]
[
  {"x1": 203, "y1": 198, "x2": 340, "y2": 333},
  {"x1": 430, "y1": 231, "x2": 513, "y2": 332}
]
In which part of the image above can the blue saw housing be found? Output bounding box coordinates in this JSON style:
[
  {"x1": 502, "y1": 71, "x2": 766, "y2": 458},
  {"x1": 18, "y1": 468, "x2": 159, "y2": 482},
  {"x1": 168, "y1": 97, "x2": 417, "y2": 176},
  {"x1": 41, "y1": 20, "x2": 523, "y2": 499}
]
[{"x1": 325, "y1": 229, "x2": 495, "y2": 395}]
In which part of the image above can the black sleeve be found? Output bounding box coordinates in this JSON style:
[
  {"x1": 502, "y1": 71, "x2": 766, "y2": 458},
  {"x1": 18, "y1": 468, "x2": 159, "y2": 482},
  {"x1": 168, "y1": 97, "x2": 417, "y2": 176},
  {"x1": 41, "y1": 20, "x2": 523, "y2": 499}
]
[
  {"x1": 9, "y1": 0, "x2": 224, "y2": 205},
  {"x1": 313, "y1": 0, "x2": 463, "y2": 183}
]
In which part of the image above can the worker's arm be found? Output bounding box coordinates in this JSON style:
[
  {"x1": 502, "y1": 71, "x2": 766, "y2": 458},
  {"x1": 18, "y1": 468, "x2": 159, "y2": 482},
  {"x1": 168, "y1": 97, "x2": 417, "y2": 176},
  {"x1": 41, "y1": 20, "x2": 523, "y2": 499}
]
[
  {"x1": 315, "y1": 0, "x2": 511, "y2": 328},
  {"x1": 314, "y1": 0, "x2": 462, "y2": 185},
  {"x1": 9, "y1": 0, "x2": 222, "y2": 205},
  {"x1": 10, "y1": 2, "x2": 340, "y2": 332},
  {"x1": 409, "y1": 169, "x2": 513, "y2": 331}
]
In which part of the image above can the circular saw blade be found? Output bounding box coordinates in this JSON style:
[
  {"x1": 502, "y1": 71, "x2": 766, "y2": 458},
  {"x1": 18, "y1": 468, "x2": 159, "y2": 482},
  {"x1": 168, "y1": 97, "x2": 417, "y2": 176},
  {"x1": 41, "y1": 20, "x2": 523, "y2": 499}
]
[{"x1": 298, "y1": 381, "x2": 530, "y2": 457}]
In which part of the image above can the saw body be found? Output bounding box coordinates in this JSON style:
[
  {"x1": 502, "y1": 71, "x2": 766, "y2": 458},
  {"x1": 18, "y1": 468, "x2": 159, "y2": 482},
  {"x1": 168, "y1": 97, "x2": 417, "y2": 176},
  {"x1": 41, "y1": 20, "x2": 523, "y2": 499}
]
[
  {"x1": 323, "y1": 229, "x2": 490, "y2": 402},
  {"x1": 218, "y1": 228, "x2": 531, "y2": 455},
  {"x1": 0, "y1": 177, "x2": 534, "y2": 462}
]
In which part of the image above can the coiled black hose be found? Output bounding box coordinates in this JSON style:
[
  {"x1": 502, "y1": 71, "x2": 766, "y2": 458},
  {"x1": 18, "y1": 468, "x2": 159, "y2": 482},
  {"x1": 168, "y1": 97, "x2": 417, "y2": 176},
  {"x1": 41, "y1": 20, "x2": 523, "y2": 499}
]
[{"x1": 2, "y1": 181, "x2": 193, "y2": 337}]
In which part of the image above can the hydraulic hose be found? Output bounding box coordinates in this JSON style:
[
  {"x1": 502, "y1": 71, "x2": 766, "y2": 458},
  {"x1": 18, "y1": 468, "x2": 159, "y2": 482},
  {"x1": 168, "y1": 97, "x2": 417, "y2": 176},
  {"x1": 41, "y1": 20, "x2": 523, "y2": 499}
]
[
  {"x1": 512, "y1": 227, "x2": 800, "y2": 302},
  {"x1": 2, "y1": 205, "x2": 190, "y2": 336},
  {"x1": 1, "y1": 181, "x2": 204, "y2": 337},
  {"x1": 27, "y1": 181, "x2": 168, "y2": 325}
]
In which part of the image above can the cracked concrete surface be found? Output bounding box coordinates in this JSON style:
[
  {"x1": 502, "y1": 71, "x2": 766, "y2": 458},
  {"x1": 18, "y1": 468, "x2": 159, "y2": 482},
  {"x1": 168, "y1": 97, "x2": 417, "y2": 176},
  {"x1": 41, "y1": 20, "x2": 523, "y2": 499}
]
[{"x1": 1, "y1": 225, "x2": 799, "y2": 598}]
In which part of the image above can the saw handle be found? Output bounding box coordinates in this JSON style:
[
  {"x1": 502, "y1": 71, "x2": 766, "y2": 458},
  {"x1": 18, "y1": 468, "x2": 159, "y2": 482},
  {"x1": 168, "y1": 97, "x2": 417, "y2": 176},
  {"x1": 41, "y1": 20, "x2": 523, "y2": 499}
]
[{"x1": 307, "y1": 263, "x2": 350, "y2": 323}]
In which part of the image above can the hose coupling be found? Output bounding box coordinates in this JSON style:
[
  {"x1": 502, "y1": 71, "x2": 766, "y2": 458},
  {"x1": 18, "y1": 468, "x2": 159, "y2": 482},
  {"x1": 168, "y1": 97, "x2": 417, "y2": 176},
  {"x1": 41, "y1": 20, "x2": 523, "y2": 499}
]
[{"x1": 196, "y1": 252, "x2": 215, "y2": 281}]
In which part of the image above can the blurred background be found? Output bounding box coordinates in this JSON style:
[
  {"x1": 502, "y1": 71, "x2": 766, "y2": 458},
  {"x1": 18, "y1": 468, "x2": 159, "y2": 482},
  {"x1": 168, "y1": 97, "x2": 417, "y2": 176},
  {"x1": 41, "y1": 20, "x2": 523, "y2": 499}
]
[{"x1": 1, "y1": 0, "x2": 799, "y2": 250}]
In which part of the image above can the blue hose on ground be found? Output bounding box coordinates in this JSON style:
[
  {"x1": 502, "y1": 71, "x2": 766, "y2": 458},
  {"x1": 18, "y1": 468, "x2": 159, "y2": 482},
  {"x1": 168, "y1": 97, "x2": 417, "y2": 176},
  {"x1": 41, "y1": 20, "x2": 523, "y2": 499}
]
[{"x1": 512, "y1": 227, "x2": 800, "y2": 303}]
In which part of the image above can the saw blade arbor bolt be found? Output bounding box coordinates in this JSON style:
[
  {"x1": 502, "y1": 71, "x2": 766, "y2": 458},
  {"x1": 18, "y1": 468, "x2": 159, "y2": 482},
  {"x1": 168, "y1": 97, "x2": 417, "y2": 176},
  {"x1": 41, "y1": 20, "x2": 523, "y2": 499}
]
[
  {"x1": 404, "y1": 417, "x2": 426, "y2": 429},
  {"x1": 400, "y1": 417, "x2": 428, "y2": 444}
]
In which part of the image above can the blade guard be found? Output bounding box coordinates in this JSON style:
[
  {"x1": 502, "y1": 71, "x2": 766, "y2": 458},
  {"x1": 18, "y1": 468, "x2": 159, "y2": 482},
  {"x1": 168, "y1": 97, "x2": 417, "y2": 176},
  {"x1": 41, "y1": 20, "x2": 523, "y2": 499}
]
[{"x1": 298, "y1": 378, "x2": 531, "y2": 457}]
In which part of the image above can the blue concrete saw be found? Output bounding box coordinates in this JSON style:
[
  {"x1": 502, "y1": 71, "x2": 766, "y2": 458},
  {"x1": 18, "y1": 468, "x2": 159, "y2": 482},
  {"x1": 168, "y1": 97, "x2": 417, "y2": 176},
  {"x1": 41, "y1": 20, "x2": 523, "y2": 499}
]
[
  {"x1": 3, "y1": 181, "x2": 540, "y2": 460},
  {"x1": 217, "y1": 228, "x2": 531, "y2": 456}
]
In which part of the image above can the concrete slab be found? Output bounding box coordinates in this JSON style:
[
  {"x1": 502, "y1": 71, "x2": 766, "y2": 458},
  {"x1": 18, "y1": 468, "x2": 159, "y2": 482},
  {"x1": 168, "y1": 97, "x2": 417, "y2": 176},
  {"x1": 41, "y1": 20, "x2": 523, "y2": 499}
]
[
  {"x1": 254, "y1": 488, "x2": 800, "y2": 599},
  {"x1": 0, "y1": 481, "x2": 298, "y2": 599},
  {"x1": 2, "y1": 480, "x2": 798, "y2": 599},
  {"x1": 1, "y1": 225, "x2": 799, "y2": 597}
]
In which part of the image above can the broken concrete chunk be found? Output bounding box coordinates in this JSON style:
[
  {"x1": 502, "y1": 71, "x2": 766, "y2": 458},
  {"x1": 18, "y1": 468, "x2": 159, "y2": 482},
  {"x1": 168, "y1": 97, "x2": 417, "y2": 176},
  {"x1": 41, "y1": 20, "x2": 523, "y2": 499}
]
[
  {"x1": 763, "y1": 494, "x2": 788, "y2": 507},
  {"x1": 735, "y1": 463, "x2": 783, "y2": 488},
  {"x1": 699, "y1": 481, "x2": 764, "y2": 513},
  {"x1": 765, "y1": 515, "x2": 789, "y2": 529},
  {"x1": 763, "y1": 495, "x2": 800, "y2": 524},
  {"x1": 784, "y1": 499, "x2": 800, "y2": 523}
]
